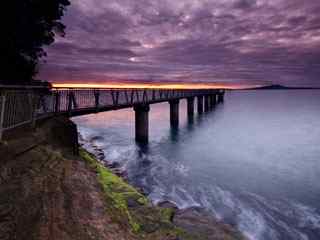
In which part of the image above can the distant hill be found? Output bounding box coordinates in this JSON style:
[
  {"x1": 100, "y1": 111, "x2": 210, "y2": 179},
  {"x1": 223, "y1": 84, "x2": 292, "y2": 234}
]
[{"x1": 251, "y1": 84, "x2": 319, "y2": 90}]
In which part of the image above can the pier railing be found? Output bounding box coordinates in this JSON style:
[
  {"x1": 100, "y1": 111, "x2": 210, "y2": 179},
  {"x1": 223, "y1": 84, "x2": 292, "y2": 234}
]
[
  {"x1": 0, "y1": 86, "x2": 223, "y2": 140},
  {"x1": 51, "y1": 88, "x2": 219, "y2": 115}
]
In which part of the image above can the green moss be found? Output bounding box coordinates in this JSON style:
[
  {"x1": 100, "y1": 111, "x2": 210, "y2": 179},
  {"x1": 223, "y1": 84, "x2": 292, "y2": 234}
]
[
  {"x1": 79, "y1": 148, "x2": 199, "y2": 240},
  {"x1": 80, "y1": 148, "x2": 147, "y2": 233},
  {"x1": 160, "y1": 208, "x2": 175, "y2": 222}
]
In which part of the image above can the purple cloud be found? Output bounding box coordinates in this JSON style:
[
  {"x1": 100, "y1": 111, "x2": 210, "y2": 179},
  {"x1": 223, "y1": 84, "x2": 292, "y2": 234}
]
[{"x1": 38, "y1": 0, "x2": 320, "y2": 86}]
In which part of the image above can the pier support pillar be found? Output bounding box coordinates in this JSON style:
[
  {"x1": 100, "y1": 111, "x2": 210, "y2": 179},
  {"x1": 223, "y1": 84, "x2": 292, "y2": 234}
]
[
  {"x1": 169, "y1": 99, "x2": 180, "y2": 128},
  {"x1": 187, "y1": 97, "x2": 195, "y2": 117},
  {"x1": 134, "y1": 104, "x2": 150, "y2": 143},
  {"x1": 204, "y1": 95, "x2": 210, "y2": 112},
  {"x1": 210, "y1": 94, "x2": 217, "y2": 107},
  {"x1": 218, "y1": 90, "x2": 225, "y2": 102},
  {"x1": 197, "y1": 96, "x2": 204, "y2": 114}
]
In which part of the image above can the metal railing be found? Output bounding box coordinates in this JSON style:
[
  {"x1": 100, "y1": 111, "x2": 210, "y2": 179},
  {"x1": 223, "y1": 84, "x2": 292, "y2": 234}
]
[
  {"x1": 0, "y1": 87, "x2": 224, "y2": 140},
  {"x1": 0, "y1": 90, "x2": 38, "y2": 139}
]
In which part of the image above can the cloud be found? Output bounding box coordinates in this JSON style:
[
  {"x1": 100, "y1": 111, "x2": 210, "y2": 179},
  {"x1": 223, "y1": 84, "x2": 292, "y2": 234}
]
[
  {"x1": 38, "y1": 0, "x2": 320, "y2": 86},
  {"x1": 233, "y1": 0, "x2": 257, "y2": 9}
]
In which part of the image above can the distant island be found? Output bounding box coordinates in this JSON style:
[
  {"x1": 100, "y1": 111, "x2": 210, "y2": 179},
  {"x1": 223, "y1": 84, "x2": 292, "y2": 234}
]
[{"x1": 245, "y1": 84, "x2": 320, "y2": 90}]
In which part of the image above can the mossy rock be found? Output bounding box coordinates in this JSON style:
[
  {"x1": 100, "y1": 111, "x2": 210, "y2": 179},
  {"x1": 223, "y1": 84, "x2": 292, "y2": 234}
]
[
  {"x1": 80, "y1": 148, "x2": 246, "y2": 240},
  {"x1": 80, "y1": 149, "x2": 175, "y2": 234},
  {"x1": 80, "y1": 149, "x2": 146, "y2": 232}
]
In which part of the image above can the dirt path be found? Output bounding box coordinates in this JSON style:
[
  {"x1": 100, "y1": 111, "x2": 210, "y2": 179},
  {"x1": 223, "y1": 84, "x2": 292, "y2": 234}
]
[{"x1": 0, "y1": 141, "x2": 136, "y2": 240}]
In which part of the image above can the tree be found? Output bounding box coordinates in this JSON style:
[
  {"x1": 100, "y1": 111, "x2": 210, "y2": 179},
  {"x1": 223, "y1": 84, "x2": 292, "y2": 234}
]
[{"x1": 0, "y1": 0, "x2": 70, "y2": 85}]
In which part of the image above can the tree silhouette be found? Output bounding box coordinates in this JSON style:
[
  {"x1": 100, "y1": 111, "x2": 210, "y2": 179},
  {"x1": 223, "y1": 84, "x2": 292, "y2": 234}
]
[{"x1": 1, "y1": 0, "x2": 70, "y2": 85}]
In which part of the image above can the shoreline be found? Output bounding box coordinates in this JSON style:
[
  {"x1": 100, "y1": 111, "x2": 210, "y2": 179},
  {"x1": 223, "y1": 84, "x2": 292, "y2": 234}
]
[
  {"x1": 78, "y1": 133, "x2": 130, "y2": 180},
  {"x1": 78, "y1": 131, "x2": 247, "y2": 238},
  {"x1": 80, "y1": 146, "x2": 246, "y2": 240},
  {"x1": 0, "y1": 116, "x2": 246, "y2": 239}
]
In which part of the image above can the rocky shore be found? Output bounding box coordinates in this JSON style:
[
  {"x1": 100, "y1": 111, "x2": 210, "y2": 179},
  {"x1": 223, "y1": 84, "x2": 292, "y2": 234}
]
[{"x1": 0, "y1": 117, "x2": 246, "y2": 240}]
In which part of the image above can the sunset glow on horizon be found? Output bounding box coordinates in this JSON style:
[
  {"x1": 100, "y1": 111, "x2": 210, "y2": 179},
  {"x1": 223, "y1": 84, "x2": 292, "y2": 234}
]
[{"x1": 52, "y1": 82, "x2": 265, "y2": 90}]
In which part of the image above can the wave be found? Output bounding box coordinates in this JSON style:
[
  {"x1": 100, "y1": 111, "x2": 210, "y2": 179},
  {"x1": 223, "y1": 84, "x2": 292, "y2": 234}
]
[{"x1": 76, "y1": 127, "x2": 320, "y2": 240}]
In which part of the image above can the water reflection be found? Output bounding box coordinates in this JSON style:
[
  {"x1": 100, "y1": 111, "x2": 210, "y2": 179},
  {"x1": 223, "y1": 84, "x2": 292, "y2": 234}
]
[
  {"x1": 169, "y1": 127, "x2": 180, "y2": 142},
  {"x1": 186, "y1": 116, "x2": 194, "y2": 131}
]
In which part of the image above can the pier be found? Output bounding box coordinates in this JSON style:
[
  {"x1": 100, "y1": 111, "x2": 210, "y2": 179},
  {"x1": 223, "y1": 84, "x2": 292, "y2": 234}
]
[{"x1": 0, "y1": 86, "x2": 225, "y2": 143}]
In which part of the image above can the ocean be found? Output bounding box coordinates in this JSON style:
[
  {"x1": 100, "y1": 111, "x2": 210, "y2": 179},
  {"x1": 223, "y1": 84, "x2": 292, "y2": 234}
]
[{"x1": 73, "y1": 90, "x2": 320, "y2": 240}]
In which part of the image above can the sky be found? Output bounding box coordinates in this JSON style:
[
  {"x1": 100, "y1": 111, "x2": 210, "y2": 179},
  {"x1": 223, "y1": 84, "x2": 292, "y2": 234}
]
[{"x1": 38, "y1": 0, "x2": 320, "y2": 87}]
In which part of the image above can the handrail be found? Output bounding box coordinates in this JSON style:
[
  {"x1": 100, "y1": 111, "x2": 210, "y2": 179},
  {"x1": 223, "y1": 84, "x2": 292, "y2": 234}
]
[{"x1": 0, "y1": 85, "x2": 50, "y2": 90}]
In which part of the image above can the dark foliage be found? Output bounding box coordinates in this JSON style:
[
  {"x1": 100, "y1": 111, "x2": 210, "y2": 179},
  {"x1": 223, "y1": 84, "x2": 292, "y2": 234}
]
[{"x1": 0, "y1": 0, "x2": 70, "y2": 85}]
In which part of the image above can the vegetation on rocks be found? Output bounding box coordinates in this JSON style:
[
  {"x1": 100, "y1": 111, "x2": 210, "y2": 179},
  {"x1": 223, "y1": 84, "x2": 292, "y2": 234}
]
[
  {"x1": 80, "y1": 148, "x2": 246, "y2": 240},
  {"x1": 80, "y1": 149, "x2": 148, "y2": 232},
  {"x1": 80, "y1": 148, "x2": 181, "y2": 239}
]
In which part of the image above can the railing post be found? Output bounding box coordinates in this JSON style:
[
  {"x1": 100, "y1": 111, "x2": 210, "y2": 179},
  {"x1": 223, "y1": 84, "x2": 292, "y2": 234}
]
[
  {"x1": 152, "y1": 90, "x2": 156, "y2": 101},
  {"x1": 39, "y1": 94, "x2": 47, "y2": 113},
  {"x1": 111, "y1": 90, "x2": 119, "y2": 106},
  {"x1": 0, "y1": 93, "x2": 6, "y2": 141},
  {"x1": 73, "y1": 91, "x2": 78, "y2": 109},
  {"x1": 125, "y1": 90, "x2": 130, "y2": 103},
  {"x1": 67, "y1": 91, "x2": 78, "y2": 112},
  {"x1": 115, "y1": 91, "x2": 120, "y2": 105},
  {"x1": 68, "y1": 91, "x2": 73, "y2": 114},
  {"x1": 29, "y1": 91, "x2": 37, "y2": 129},
  {"x1": 94, "y1": 90, "x2": 100, "y2": 110},
  {"x1": 130, "y1": 90, "x2": 134, "y2": 104},
  {"x1": 143, "y1": 90, "x2": 148, "y2": 103},
  {"x1": 55, "y1": 92, "x2": 61, "y2": 114}
]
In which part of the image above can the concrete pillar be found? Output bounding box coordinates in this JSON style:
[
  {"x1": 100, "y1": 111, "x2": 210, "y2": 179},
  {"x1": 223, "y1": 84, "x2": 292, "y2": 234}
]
[
  {"x1": 204, "y1": 95, "x2": 210, "y2": 111},
  {"x1": 210, "y1": 94, "x2": 217, "y2": 107},
  {"x1": 169, "y1": 99, "x2": 179, "y2": 128},
  {"x1": 218, "y1": 90, "x2": 225, "y2": 102},
  {"x1": 197, "y1": 96, "x2": 204, "y2": 114},
  {"x1": 187, "y1": 97, "x2": 195, "y2": 117},
  {"x1": 134, "y1": 104, "x2": 150, "y2": 143}
]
